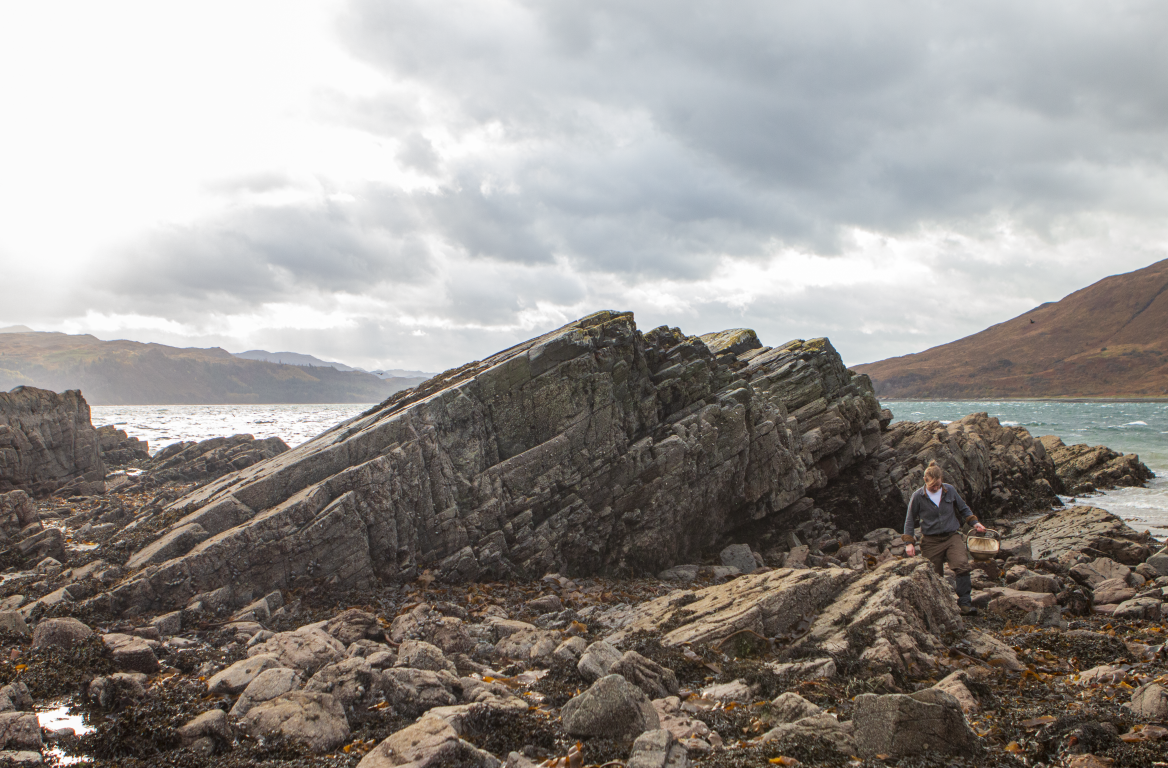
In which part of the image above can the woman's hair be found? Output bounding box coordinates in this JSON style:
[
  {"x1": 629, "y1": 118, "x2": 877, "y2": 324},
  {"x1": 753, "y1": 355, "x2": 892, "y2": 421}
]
[{"x1": 923, "y1": 460, "x2": 944, "y2": 483}]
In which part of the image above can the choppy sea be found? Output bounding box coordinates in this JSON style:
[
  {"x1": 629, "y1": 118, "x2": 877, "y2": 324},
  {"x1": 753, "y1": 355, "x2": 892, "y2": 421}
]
[{"x1": 91, "y1": 400, "x2": 1168, "y2": 537}]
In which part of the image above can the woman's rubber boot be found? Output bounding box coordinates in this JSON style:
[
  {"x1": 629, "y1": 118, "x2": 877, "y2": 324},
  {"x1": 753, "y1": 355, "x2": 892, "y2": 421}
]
[{"x1": 956, "y1": 571, "x2": 977, "y2": 615}]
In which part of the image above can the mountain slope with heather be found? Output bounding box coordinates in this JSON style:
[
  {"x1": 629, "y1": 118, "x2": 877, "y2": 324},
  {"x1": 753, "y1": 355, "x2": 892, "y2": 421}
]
[{"x1": 853, "y1": 258, "x2": 1168, "y2": 398}]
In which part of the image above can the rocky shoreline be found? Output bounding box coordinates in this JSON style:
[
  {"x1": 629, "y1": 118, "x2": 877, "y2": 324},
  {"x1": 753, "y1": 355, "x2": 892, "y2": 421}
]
[{"x1": 0, "y1": 312, "x2": 1164, "y2": 766}]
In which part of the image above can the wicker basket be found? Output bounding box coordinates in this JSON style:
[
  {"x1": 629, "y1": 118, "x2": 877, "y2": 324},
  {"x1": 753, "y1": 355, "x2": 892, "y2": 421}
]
[{"x1": 965, "y1": 529, "x2": 1001, "y2": 562}]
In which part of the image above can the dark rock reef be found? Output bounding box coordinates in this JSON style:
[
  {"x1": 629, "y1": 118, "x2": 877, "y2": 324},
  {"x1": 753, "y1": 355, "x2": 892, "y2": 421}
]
[{"x1": 1038, "y1": 435, "x2": 1156, "y2": 495}]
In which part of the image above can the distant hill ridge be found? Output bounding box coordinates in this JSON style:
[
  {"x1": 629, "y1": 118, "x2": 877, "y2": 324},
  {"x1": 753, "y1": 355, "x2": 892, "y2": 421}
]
[
  {"x1": 0, "y1": 331, "x2": 428, "y2": 405},
  {"x1": 233, "y1": 349, "x2": 437, "y2": 380},
  {"x1": 853, "y1": 258, "x2": 1168, "y2": 398}
]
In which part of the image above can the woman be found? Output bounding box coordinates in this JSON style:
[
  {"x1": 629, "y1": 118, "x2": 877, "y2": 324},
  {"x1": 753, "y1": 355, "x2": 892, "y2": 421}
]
[{"x1": 903, "y1": 461, "x2": 987, "y2": 616}]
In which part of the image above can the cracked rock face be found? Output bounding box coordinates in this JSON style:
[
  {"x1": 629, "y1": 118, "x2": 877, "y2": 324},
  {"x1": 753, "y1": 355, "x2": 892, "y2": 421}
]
[
  {"x1": 101, "y1": 311, "x2": 885, "y2": 614},
  {"x1": 0, "y1": 386, "x2": 105, "y2": 497}
]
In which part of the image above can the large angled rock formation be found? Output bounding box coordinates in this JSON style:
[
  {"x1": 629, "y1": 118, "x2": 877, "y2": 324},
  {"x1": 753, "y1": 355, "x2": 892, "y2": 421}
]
[
  {"x1": 0, "y1": 386, "x2": 105, "y2": 497},
  {"x1": 104, "y1": 311, "x2": 885, "y2": 613}
]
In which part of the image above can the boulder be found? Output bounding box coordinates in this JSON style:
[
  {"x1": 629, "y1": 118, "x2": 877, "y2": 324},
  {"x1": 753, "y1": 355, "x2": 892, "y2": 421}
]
[
  {"x1": 553, "y1": 636, "x2": 587, "y2": 664},
  {"x1": 325, "y1": 608, "x2": 379, "y2": 646},
  {"x1": 626, "y1": 728, "x2": 689, "y2": 768},
  {"x1": 933, "y1": 670, "x2": 980, "y2": 713},
  {"x1": 31, "y1": 617, "x2": 93, "y2": 649},
  {"x1": 609, "y1": 650, "x2": 680, "y2": 699},
  {"x1": 206, "y1": 654, "x2": 284, "y2": 695},
  {"x1": 0, "y1": 491, "x2": 38, "y2": 538},
  {"x1": 757, "y1": 713, "x2": 857, "y2": 756},
  {"x1": 494, "y1": 628, "x2": 561, "y2": 661},
  {"x1": 0, "y1": 713, "x2": 41, "y2": 751},
  {"x1": 1129, "y1": 683, "x2": 1168, "y2": 720},
  {"x1": 177, "y1": 709, "x2": 232, "y2": 750},
  {"x1": 1092, "y1": 577, "x2": 1136, "y2": 606},
  {"x1": 104, "y1": 314, "x2": 888, "y2": 611},
  {"x1": 1071, "y1": 557, "x2": 1131, "y2": 588},
  {"x1": 241, "y1": 691, "x2": 350, "y2": 753},
  {"x1": 382, "y1": 668, "x2": 460, "y2": 716},
  {"x1": 0, "y1": 684, "x2": 31, "y2": 713},
  {"x1": 356, "y1": 716, "x2": 501, "y2": 768},
  {"x1": 561, "y1": 674, "x2": 660, "y2": 739},
  {"x1": 577, "y1": 640, "x2": 623, "y2": 682},
  {"x1": 0, "y1": 386, "x2": 105, "y2": 497},
  {"x1": 247, "y1": 626, "x2": 346, "y2": 676},
  {"x1": 1112, "y1": 596, "x2": 1162, "y2": 620},
  {"x1": 101, "y1": 633, "x2": 160, "y2": 673},
  {"x1": 719, "y1": 543, "x2": 758, "y2": 575},
  {"x1": 768, "y1": 692, "x2": 822, "y2": 723},
  {"x1": 0, "y1": 613, "x2": 28, "y2": 638},
  {"x1": 231, "y1": 667, "x2": 302, "y2": 717},
  {"x1": 88, "y1": 673, "x2": 147, "y2": 710},
  {"x1": 852, "y1": 689, "x2": 977, "y2": 758},
  {"x1": 395, "y1": 640, "x2": 457, "y2": 675},
  {"x1": 305, "y1": 658, "x2": 388, "y2": 713}
]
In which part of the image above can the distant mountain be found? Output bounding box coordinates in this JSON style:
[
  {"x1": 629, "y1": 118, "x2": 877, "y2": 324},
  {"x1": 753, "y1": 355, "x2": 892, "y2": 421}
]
[
  {"x1": 0, "y1": 325, "x2": 34, "y2": 334},
  {"x1": 0, "y1": 331, "x2": 422, "y2": 405},
  {"x1": 853, "y1": 258, "x2": 1168, "y2": 399},
  {"x1": 233, "y1": 349, "x2": 362, "y2": 372}
]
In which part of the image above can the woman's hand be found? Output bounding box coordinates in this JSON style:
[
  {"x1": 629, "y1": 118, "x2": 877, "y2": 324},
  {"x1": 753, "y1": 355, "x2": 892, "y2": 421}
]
[
  {"x1": 905, "y1": 543, "x2": 915, "y2": 556},
  {"x1": 974, "y1": 522, "x2": 986, "y2": 533}
]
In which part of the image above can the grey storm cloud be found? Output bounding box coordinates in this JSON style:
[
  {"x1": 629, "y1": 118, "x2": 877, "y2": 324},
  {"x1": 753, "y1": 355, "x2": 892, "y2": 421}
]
[
  {"x1": 98, "y1": 199, "x2": 434, "y2": 316},
  {"x1": 337, "y1": 0, "x2": 1168, "y2": 264}
]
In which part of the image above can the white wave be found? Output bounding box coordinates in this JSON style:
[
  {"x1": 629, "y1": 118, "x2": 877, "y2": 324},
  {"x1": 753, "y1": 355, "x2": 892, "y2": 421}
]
[{"x1": 1126, "y1": 421, "x2": 1149, "y2": 426}]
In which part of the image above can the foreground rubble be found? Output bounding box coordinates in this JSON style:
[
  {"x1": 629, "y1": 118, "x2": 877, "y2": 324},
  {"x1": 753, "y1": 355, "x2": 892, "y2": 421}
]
[{"x1": 0, "y1": 482, "x2": 1164, "y2": 767}]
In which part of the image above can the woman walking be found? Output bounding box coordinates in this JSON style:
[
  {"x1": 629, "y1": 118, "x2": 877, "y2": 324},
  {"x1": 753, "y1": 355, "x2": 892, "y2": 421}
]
[{"x1": 903, "y1": 461, "x2": 987, "y2": 615}]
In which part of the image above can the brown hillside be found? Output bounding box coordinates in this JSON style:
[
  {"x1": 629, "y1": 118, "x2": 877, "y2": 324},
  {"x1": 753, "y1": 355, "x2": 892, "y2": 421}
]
[
  {"x1": 0, "y1": 332, "x2": 415, "y2": 405},
  {"x1": 853, "y1": 258, "x2": 1168, "y2": 398}
]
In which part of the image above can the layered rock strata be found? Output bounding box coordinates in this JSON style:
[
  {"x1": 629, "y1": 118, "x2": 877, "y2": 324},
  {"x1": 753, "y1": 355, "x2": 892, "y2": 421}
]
[
  {"x1": 146, "y1": 434, "x2": 289, "y2": 483},
  {"x1": 104, "y1": 312, "x2": 885, "y2": 613},
  {"x1": 0, "y1": 386, "x2": 105, "y2": 497}
]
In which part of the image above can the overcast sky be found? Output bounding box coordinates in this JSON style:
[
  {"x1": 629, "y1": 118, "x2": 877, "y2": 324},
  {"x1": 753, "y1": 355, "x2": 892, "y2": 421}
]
[{"x1": 2, "y1": 1, "x2": 1166, "y2": 371}]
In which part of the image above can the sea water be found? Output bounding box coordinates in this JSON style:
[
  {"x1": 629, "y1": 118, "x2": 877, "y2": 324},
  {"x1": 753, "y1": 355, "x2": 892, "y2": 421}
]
[
  {"x1": 886, "y1": 400, "x2": 1168, "y2": 537},
  {"x1": 90, "y1": 403, "x2": 372, "y2": 454},
  {"x1": 91, "y1": 400, "x2": 1168, "y2": 537}
]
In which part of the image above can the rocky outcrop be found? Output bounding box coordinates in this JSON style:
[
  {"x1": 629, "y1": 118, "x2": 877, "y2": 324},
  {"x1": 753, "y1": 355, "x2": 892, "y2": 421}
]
[
  {"x1": 0, "y1": 491, "x2": 38, "y2": 540},
  {"x1": 1038, "y1": 435, "x2": 1154, "y2": 495},
  {"x1": 96, "y1": 426, "x2": 149, "y2": 467},
  {"x1": 611, "y1": 558, "x2": 963, "y2": 676},
  {"x1": 0, "y1": 386, "x2": 105, "y2": 497},
  {"x1": 145, "y1": 434, "x2": 289, "y2": 483},
  {"x1": 809, "y1": 413, "x2": 1063, "y2": 545},
  {"x1": 103, "y1": 312, "x2": 887, "y2": 613},
  {"x1": 1007, "y1": 506, "x2": 1156, "y2": 565}
]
